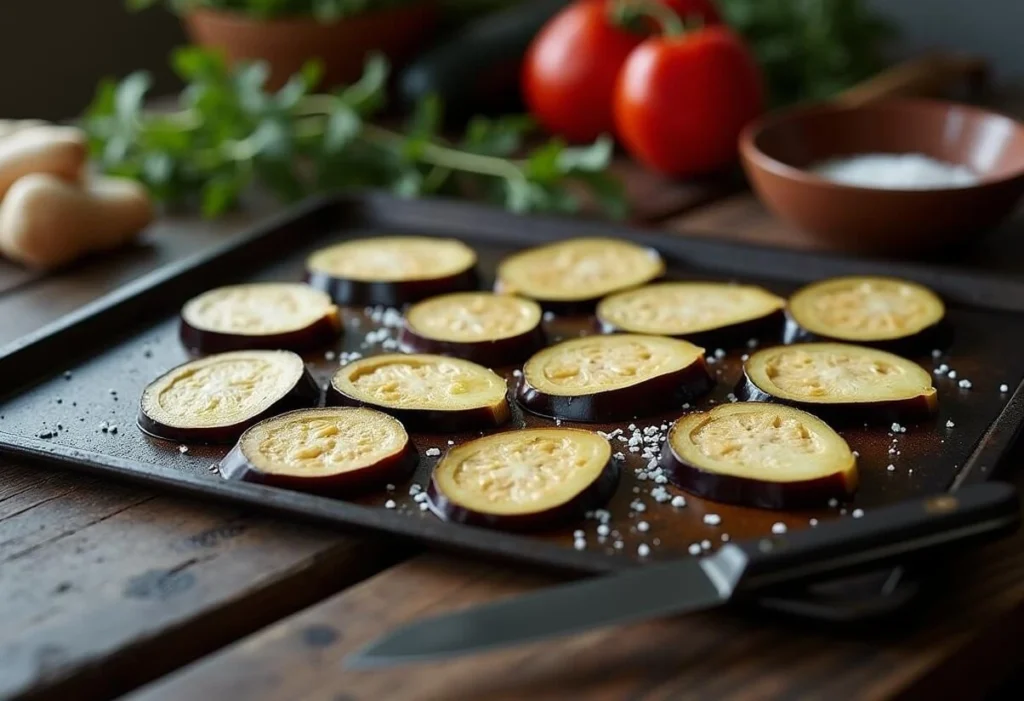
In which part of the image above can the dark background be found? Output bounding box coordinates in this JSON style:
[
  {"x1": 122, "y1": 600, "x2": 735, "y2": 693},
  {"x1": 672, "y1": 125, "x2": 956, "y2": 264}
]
[{"x1": 2, "y1": 0, "x2": 1023, "y2": 121}]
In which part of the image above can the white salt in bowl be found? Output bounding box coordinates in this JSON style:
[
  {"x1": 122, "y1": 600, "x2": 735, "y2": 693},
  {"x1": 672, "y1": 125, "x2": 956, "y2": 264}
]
[{"x1": 739, "y1": 98, "x2": 1024, "y2": 256}]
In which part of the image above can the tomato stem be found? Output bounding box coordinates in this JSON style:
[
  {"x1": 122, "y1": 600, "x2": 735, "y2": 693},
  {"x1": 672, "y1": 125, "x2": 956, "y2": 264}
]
[{"x1": 610, "y1": 0, "x2": 686, "y2": 38}]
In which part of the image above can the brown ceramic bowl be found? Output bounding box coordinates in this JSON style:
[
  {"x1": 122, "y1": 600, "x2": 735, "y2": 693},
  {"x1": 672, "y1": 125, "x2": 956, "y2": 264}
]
[
  {"x1": 739, "y1": 99, "x2": 1024, "y2": 255},
  {"x1": 184, "y1": 3, "x2": 438, "y2": 90}
]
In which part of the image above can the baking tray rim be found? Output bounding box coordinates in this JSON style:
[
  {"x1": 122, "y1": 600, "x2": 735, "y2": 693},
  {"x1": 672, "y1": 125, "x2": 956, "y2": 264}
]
[{"x1": 1, "y1": 191, "x2": 1023, "y2": 576}]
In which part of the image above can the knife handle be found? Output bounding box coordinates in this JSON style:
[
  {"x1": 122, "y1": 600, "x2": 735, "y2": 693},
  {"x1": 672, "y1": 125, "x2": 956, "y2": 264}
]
[{"x1": 719, "y1": 482, "x2": 1020, "y2": 594}]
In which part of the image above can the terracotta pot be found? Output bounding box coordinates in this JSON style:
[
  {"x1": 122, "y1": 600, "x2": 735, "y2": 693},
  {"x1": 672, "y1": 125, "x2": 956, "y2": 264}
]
[{"x1": 184, "y1": 3, "x2": 439, "y2": 90}]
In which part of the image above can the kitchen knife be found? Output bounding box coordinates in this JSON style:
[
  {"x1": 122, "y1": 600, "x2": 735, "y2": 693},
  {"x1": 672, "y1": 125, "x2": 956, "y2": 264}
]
[{"x1": 348, "y1": 482, "x2": 1019, "y2": 668}]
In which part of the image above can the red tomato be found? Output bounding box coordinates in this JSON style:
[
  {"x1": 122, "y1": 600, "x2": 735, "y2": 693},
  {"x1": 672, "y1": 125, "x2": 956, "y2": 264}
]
[
  {"x1": 522, "y1": 0, "x2": 721, "y2": 143},
  {"x1": 614, "y1": 26, "x2": 764, "y2": 176}
]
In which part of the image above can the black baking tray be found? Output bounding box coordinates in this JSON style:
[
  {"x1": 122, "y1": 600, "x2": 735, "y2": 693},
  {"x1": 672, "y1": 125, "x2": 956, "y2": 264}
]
[{"x1": 1, "y1": 193, "x2": 1023, "y2": 579}]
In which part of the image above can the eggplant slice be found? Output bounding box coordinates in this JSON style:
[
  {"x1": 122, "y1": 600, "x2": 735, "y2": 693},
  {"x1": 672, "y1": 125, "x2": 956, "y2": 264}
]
[
  {"x1": 328, "y1": 353, "x2": 510, "y2": 431},
  {"x1": 139, "y1": 350, "x2": 320, "y2": 444},
  {"x1": 597, "y1": 282, "x2": 785, "y2": 345},
  {"x1": 518, "y1": 334, "x2": 713, "y2": 422},
  {"x1": 786, "y1": 276, "x2": 946, "y2": 350},
  {"x1": 738, "y1": 342, "x2": 938, "y2": 424},
  {"x1": 660, "y1": 403, "x2": 858, "y2": 509},
  {"x1": 495, "y1": 237, "x2": 665, "y2": 313},
  {"x1": 400, "y1": 292, "x2": 545, "y2": 366},
  {"x1": 428, "y1": 428, "x2": 620, "y2": 530},
  {"x1": 306, "y1": 236, "x2": 478, "y2": 306},
  {"x1": 180, "y1": 283, "x2": 340, "y2": 354},
  {"x1": 219, "y1": 407, "x2": 417, "y2": 495}
]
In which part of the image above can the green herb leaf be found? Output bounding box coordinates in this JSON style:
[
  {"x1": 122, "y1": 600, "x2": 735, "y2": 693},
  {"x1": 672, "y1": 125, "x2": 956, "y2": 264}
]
[{"x1": 84, "y1": 47, "x2": 627, "y2": 219}]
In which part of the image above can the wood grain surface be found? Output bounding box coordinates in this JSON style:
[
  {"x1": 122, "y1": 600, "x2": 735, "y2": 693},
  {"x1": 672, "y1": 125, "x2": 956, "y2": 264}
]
[{"x1": 124, "y1": 464, "x2": 1024, "y2": 701}]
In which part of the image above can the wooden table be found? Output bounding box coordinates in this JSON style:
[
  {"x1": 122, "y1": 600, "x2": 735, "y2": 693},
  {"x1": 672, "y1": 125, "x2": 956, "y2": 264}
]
[{"x1": 2, "y1": 164, "x2": 1024, "y2": 701}]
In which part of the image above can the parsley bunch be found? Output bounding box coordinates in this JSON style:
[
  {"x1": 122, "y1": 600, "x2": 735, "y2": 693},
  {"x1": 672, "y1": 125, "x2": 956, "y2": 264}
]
[{"x1": 83, "y1": 47, "x2": 624, "y2": 218}]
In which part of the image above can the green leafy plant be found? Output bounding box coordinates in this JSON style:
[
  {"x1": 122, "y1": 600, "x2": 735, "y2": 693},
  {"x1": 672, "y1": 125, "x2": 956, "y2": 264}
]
[
  {"x1": 83, "y1": 48, "x2": 624, "y2": 219},
  {"x1": 718, "y1": 0, "x2": 896, "y2": 106}
]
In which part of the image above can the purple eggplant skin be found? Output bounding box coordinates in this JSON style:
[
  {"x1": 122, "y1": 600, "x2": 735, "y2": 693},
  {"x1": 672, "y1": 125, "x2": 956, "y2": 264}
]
[
  {"x1": 427, "y1": 456, "x2": 621, "y2": 531},
  {"x1": 325, "y1": 385, "x2": 511, "y2": 432},
  {"x1": 783, "y1": 314, "x2": 953, "y2": 355},
  {"x1": 307, "y1": 268, "x2": 479, "y2": 307},
  {"x1": 398, "y1": 323, "x2": 546, "y2": 367},
  {"x1": 179, "y1": 314, "x2": 341, "y2": 355},
  {"x1": 517, "y1": 359, "x2": 714, "y2": 423},
  {"x1": 219, "y1": 439, "x2": 418, "y2": 497},
  {"x1": 598, "y1": 309, "x2": 785, "y2": 349},
  {"x1": 137, "y1": 369, "x2": 322, "y2": 445},
  {"x1": 658, "y1": 442, "x2": 854, "y2": 510},
  {"x1": 735, "y1": 372, "x2": 938, "y2": 426}
]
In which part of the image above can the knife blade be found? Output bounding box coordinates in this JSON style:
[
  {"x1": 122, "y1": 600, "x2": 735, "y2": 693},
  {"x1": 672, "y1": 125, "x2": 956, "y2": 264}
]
[{"x1": 348, "y1": 482, "x2": 1019, "y2": 668}]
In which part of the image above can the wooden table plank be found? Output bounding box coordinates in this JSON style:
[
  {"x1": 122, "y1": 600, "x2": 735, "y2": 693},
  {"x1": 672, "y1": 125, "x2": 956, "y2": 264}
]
[
  {"x1": 122, "y1": 464, "x2": 1024, "y2": 701},
  {"x1": 0, "y1": 460, "x2": 406, "y2": 701},
  {"x1": 664, "y1": 193, "x2": 1024, "y2": 276}
]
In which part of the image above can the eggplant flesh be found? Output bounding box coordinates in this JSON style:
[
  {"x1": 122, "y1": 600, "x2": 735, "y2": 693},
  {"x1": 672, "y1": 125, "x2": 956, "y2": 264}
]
[
  {"x1": 786, "y1": 276, "x2": 946, "y2": 351},
  {"x1": 399, "y1": 292, "x2": 545, "y2": 366},
  {"x1": 597, "y1": 282, "x2": 786, "y2": 347},
  {"x1": 306, "y1": 236, "x2": 478, "y2": 306},
  {"x1": 495, "y1": 237, "x2": 665, "y2": 313},
  {"x1": 660, "y1": 403, "x2": 858, "y2": 509},
  {"x1": 328, "y1": 353, "x2": 511, "y2": 431},
  {"x1": 739, "y1": 342, "x2": 938, "y2": 425},
  {"x1": 179, "y1": 283, "x2": 340, "y2": 354},
  {"x1": 219, "y1": 407, "x2": 417, "y2": 495},
  {"x1": 517, "y1": 334, "x2": 713, "y2": 422},
  {"x1": 428, "y1": 428, "x2": 620, "y2": 531},
  {"x1": 138, "y1": 350, "x2": 320, "y2": 444}
]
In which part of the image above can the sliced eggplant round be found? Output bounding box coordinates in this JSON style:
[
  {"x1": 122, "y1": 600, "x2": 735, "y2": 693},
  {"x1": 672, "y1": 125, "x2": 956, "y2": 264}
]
[
  {"x1": 597, "y1": 282, "x2": 785, "y2": 345},
  {"x1": 327, "y1": 353, "x2": 510, "y2": 431},
  {"x1": 518, "y1": 334, "x2": 713, "y2": 422},
  {"x1": 786, "y1": 276, "x2": 946, "y2": 350},
  {"x1": 738, "y1": 342, "x2": 938, "y2": 424},
  {"x1": 138, "y1": 350, "x2": 320, "y2": 444},
  {"x1": 428, "y1": 428, "x2": 620, "y2": 530},
  {"x1": 400, "y1": 292, "x2": 545, "y2": 366},
  {"x1": 306, "y1": 236, "x2": 478, "y2": 306},
  {"x1": 218, "y1": 407, "x2": 417, "y2": 495},
  {"x1": 180, "y1": 283, "x2": 340, "y2": 354},
  {"x1": 495, "y1": 237, "x2": 665, "y2": 313},
  {"x1": 660, "y1": 402, "x2": 858, "y2": 509}
]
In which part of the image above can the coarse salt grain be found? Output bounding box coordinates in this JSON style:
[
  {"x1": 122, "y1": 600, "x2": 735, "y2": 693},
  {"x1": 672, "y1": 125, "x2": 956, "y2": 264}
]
[
  {"x1": 958, "y1": 379, "x2": 973, "y2": 389},
  {"x1": 809, "y1": 518, "x2": 818, "y2": 527},
  {"x1": 852, "y1": 508, "x2": 865, "y2": 518},
  {"x1": 671, "y1": 495, "x2": 687, "y2": 508},
  {"x1": 688, "y1": 543, "x2": 702, "y2": 555},
  {"x1": 721, "y1": 534, "x2": 730, "y2": 542},
  {"x1": 714, "y1": 348, "x2": 726, "y2": 359},
  {"x1": 573, "y1": 529, "x2": 585, "y2": 539},
  {"x1": 771, "y1": 522, "x2": 787, "y2": 534},
  {"x1": 946, "y1": 419, "x2": 956, "y2": 428},
  {"x1": 178, "y1": 445, "x2": 188, "y2": 454},
  {"x1": 887, "y1": 464, "x2": 895, "y2": 472},
  {"x1": 574, "y1": 538, "x2": 586, "y2": 551},
  {"x1": 1000, "y1": 384, "x2": 1010, "y2": 393},
  {"x1": 827, "y1": 498, "x2": 839, "y2": 508},
  {"x1": 931, "y1": 349, "x2": 942, "y2": 358},
  {"x1": 384, "y1": 500, "x2": 396, "y2": 509},
  {"x1": 700, "y1": 539, "x2": 712, "y2": 550},
  {"x1": 425, "y1": 448, "x2": 441, "y2": 457},
  {"x1": 419, "y1": 502, "x2": 429, "y2": 511},
  {"x1": 948, "y1": 370, "x2": 958, "y2": 380},
  {"x1": 636, "y1": 521, "x2": 649, "y2": 532},
  {"x1": 637, "y1": 544, "x2": 651, "y2": 557},
  {"x1": 597, "y1": 524, "x2": 610, "y2": 537},
  {"x1": 703, "y1": 514, "x2": 721, "y2": 526}
]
